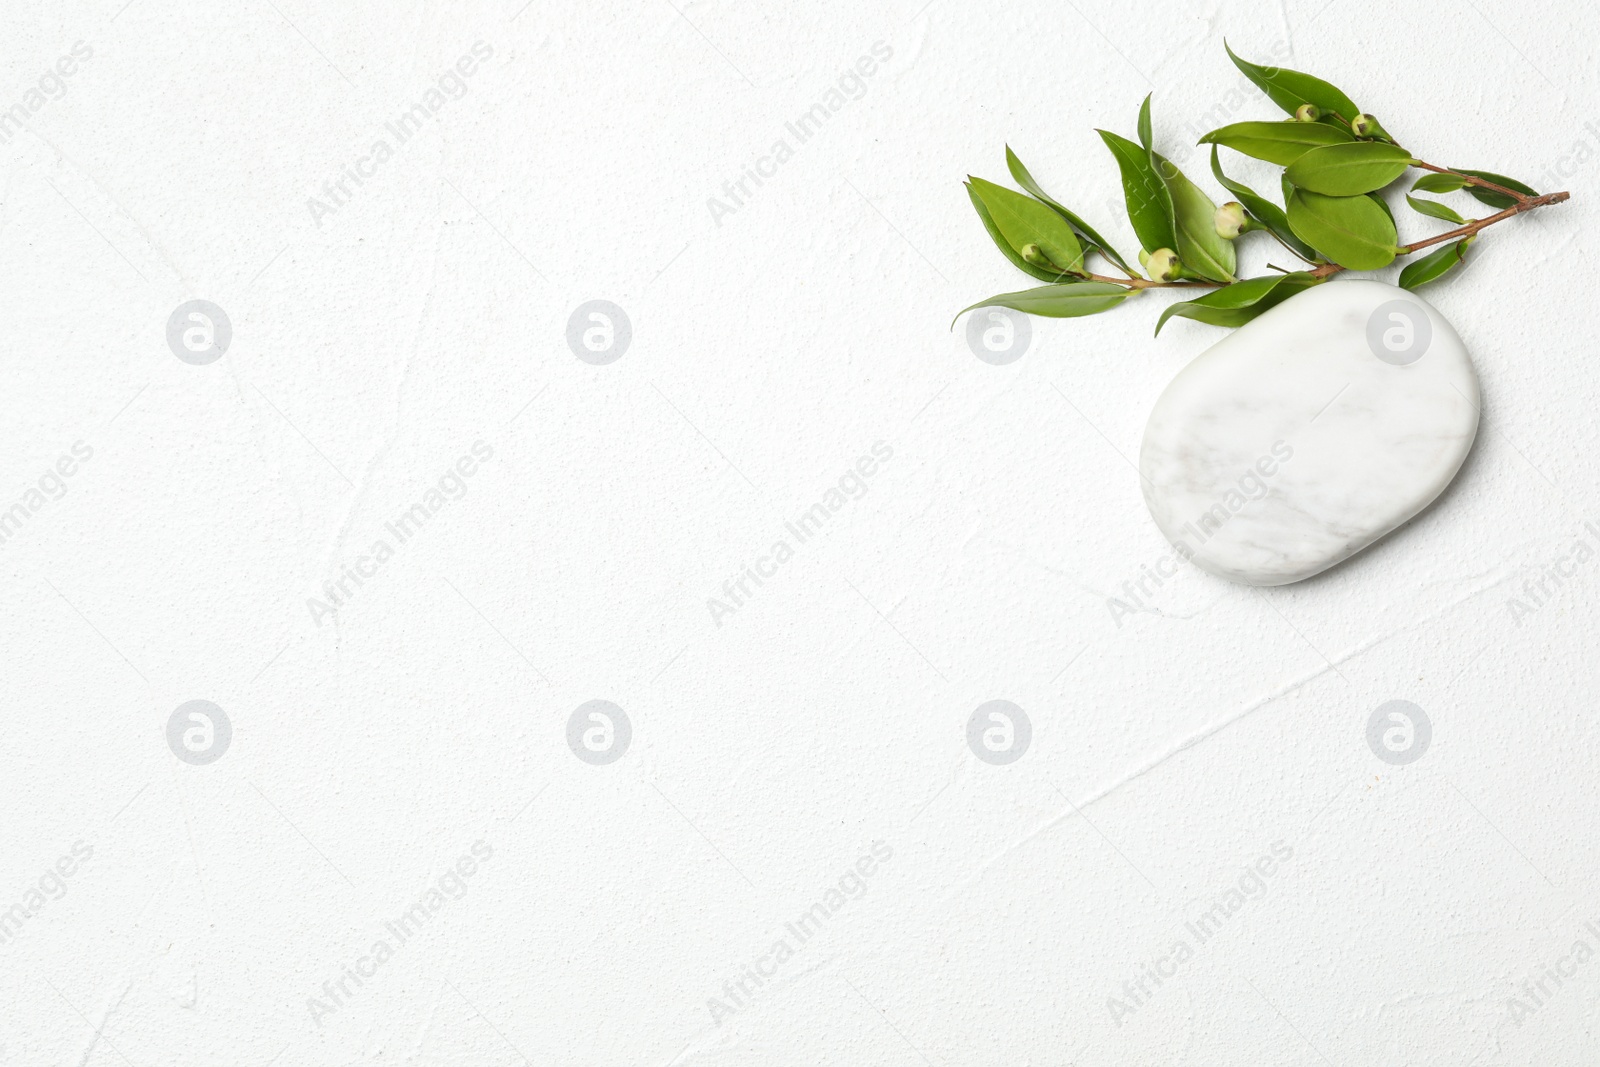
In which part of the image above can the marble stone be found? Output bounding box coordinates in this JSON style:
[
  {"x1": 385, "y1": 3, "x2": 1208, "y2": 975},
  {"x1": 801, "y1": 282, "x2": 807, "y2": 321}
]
[{"x1": 1139, "y1": 279, "x2": 1480, "y2": 586}]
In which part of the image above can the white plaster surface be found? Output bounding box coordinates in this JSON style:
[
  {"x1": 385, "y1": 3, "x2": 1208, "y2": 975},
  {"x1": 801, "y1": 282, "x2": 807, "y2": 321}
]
[{"x1": 1, "y1": 1, "x2": 1598, "y2": 1065}]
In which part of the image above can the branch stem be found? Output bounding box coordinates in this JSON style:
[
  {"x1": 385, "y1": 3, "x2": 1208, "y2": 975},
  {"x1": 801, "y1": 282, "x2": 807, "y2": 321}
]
[
  {"x1": 1106, "y1": 163, "x2": 1568, "y2": 291},
  {"x1": 1411, "y1": 160, "x2": 1531, "y2": 204},
  {"x1": 1080, "y1": 271, "x2": 1217, "y2": 289}
]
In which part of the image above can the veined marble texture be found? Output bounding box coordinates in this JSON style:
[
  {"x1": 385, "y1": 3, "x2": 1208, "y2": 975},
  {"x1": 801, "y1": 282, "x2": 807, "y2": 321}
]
[{"x1": 1139, "y1": 279, "x2": 1480, "y2": 586}]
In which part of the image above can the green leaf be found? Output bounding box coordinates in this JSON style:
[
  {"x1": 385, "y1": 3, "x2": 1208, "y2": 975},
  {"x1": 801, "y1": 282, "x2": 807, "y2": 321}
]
[
  {"x1": 1284, "y1": 142, "x2": 1415, "y2": 195},
  {"x1": 1412, "y1": 172, "x2": 1468, "y2": 193},
  {"x1": 1405, "y1": 194, "x2": 1467, "y2": 224},
  {"x1": 1455, "y1": 168, "x2": 1537, "y2": 209},
  {"x1": 1399, "y1": 239, "x2": 1470, "y2": 290},
  {"x1": 1155, "y1": 154, "x2": 1236, "y2": 282},
  {"x1": 1137, "y1": 95, "x2": 1235, "y2": 282},
  {"x1": 1210, "y1": 147, "x2": 1321, "y2": 261},
  {"x1": 1097, "y1": 129, "x2": 1177, "y2": 255},
  {"x1": 967, "y1": 176, "x2": 1084, "y2": 273},
  {"x1": 1004, "y1": 146, "x2": 1132, "y2": 272},
  {"x1": 954, "y1": 282, "x2": 1132, "y2": 326},
  {"x1": 1199, "y1": 120, "x2": 1355, "y2": 166},
  {"x1": 1225, "y1": 41, "x2": 1362, "y2": 124},
  {"x1": 1154, "y1": 272, "x2": 1318, "y2": 335},
  {"x1": 1368, "y1": 191, "x2": 1396, "y2": 226},
  {"x1": 1286, "y1": 189, "x2": 1399, "y2": 270},
  {"x1": 965, "y1": 183, "x2": 1073, "y2": 282}
]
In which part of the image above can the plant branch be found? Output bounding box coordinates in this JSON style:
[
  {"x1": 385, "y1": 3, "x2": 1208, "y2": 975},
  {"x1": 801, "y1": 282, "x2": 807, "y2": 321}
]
[
  {"x1": 1411, "y1": 160, "x2": 1531, "y2": 203},
  {"x1": 1087, "y1": 180, "x2": 1569, "y2": 291},
  {"x1": 1405, "y1": 188, "x2": 1569, "y2": 251},
  {"x1": 1324, "y1": 187, "x2": 1570, "y2": 278},
  {"x1": 1080, "y1": 270, "x2": 1218, "y2": 289}
]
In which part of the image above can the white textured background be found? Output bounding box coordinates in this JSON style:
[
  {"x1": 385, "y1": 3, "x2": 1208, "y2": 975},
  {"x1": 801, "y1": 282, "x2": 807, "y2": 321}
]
[{"x1": 2, "y1": 0, "x2": 1598, "y2": 1063}]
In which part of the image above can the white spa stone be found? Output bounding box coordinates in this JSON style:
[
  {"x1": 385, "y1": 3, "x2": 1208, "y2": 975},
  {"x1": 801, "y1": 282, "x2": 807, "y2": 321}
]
[{"x1": 1139, "y1": 279, "x2": 1479, "y2": 586}]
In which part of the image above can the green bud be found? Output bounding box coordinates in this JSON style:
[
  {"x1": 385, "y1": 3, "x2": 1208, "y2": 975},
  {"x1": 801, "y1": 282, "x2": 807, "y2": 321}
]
[
  {"x1": 1351, "y1": 112, "x2": 1383, "y2": 138},
  {"x1": 1145, "y1": 247, "x2": 1181, "y2": 282},
  {"x1": 1294, "y1": 103, "x2": 1320, "y2": 122},
  {"x1": 1214, "y1": 201, "x2": 1251, "y2": 239},
  {"x1": 1021, "y1": 243, "x2": 1062, "y2": 273}
]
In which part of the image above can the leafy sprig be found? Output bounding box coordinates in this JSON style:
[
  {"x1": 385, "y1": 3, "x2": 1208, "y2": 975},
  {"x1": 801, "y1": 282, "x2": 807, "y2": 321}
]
[{"x1": 957, "y1": 43, "x2": 1571, "y2": 334}]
